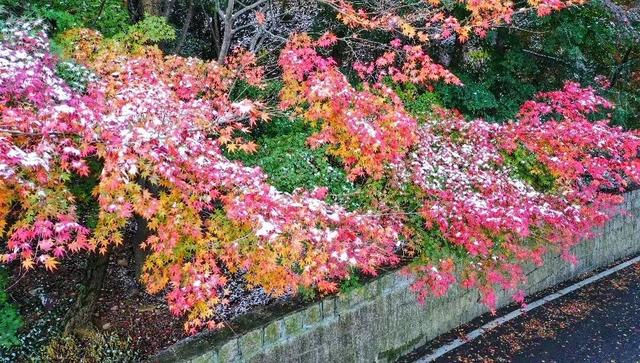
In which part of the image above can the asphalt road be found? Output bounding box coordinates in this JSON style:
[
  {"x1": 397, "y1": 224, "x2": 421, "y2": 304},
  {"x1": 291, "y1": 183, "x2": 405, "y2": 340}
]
[{"x1": 414, "y1": 261, "x2": 640, "y2": 363}]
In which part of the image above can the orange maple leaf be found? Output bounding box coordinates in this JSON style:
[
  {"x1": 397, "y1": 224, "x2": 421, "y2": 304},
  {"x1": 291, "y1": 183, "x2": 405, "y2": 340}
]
[
  {"x1": 22, "y1": 258, "x2": 35, "y2": 270},
  {"x1": 43, "y1": 256, "x2": 60, "y2": 271},
  {"x1": 240, "y1": 142, "x2": 258, "y2": 154}
]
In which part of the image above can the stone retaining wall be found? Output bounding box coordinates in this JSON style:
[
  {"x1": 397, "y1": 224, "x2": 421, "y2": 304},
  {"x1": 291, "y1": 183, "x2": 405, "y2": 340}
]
[{"x1": 151, "y1": 190, "x2": 640, "y2": 363}]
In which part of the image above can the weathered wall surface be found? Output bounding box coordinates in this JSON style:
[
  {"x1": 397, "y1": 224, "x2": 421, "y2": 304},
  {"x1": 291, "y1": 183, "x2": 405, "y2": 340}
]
[{"x1": 151, "y1": 190, "x2": 640, "y2": 363}]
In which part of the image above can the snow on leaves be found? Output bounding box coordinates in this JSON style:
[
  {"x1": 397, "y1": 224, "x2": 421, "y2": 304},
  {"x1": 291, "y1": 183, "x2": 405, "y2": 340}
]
[
  {"x1": 1, "y1": 12, "x2": 639, "y2": 334},
  {"x1": 0, "y1": 20, "x2": 101, "y2": 269},
  {"x1": 0, "y1": 21, "x2": 401, "y2": 333},
  {"x1": 406, "y1": 87, "x2": 640, "y2": 309}
]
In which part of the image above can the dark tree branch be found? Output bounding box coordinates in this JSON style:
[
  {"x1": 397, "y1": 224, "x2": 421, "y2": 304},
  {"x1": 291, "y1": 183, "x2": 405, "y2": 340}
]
[
  {"x1": 522, "y1": 49, "x2": 568, "y2": 65},
  {"x1": 610, "y1": 47, "x2": 633, "y2": 86},
  {"x1": 92, "y1": 0, "x2": 108, "y2": 23},
  {"x1": 233, "y1": 0, "x2": 268, "y2": 20},
  {"x1": 174, "y1": 0, "x2": 195, "y2": 53}
]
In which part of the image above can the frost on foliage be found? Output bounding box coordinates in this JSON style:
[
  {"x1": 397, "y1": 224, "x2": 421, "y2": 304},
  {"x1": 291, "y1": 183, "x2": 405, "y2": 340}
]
[
  {"x1": 2, "y1": 16, "x2": 640, "y2": 335},
  {"x1": 276, "y1": 30, "x2": 639, "y2": 311},
  {"x1": 0, "y1": 20, "x2": 103, "y2": 270},
  {"x1": 0, "y1": 21, "x2": 402, "y2": 333},
  {"x1": 406, "y1": 89, "x2": 640, "y2": 309}
]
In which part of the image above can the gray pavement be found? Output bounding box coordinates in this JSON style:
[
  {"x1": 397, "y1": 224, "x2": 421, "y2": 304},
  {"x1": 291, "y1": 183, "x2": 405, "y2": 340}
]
[{"x1": 413, "y1": 261, "x2": 640, "y2": 362}]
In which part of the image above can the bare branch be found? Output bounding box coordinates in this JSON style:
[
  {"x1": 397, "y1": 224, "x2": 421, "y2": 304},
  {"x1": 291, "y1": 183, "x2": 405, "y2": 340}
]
[
  {"x1": 232, "y1": 0, "x2": 269, "y2": 20},
  {"x1": 173, "y1": 0, "x2": 195, "y2": 53}
]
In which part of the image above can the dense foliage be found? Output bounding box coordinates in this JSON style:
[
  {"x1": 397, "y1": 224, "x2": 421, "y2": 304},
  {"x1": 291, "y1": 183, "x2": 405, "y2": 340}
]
[
  {"x1": 278, "y1": 29, "x2": 639, "y2": 305},
  {"x1": 229, "y1": 117, "x2": 358, "y2": 206},
  {"x1": 0, "y1": 0, "x2": 639, "y2": 345},
  {"x1": 0, "y1": 268, "x2": 21, "y2": 349},
  {"x1": 0, "y1": 19, "x2": 402, "y2": 333},
  {"x1": 0, "y1": 0, "x2": 130, "y2": 37},
  {"x1": 434, "y1": 0, "x2": 640, "y2": 127}
]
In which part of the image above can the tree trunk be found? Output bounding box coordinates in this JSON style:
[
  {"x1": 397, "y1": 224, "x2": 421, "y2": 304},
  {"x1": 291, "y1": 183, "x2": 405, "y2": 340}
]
[
  {"x1": 217, "y1": 0, "x2": 236, "y2": 63},
  {"x1": 208, "y1": 3, "x2": 222, "y2": 57},
  {"x1": 128, "y1": 0, "x2": 163, "y2": 20},
  {"x1": 126, "y1": 0, "x2": 143, "y2": 22},
  {"x1": 174, "y1": 0, "x2": 195, "y2": 54},
  {"x1": 63, "y1": 252, "x2": 110, "y2": 337},
  {"x1": 130, "y1": 178, "x2": 157, "y2": 281},
  {"x1": 132, "y1": 213, "x2": 151, "y2": 280}
]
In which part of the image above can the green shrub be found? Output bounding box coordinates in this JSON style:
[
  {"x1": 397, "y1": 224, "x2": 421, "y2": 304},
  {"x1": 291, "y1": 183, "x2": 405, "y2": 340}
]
[
  {"x1": 431, "y1": 0, "x2": 639, "y2": 127},
  {"x1": 0, "y1": 0, "x2": 130, "y2": 37},
  {"x1": 0, "y1": 268, "x2": 22, "y2": 349},
  {"x1": 435, "y1": 75, "x2": 499, "y2": 118},
  {"x1": 502, "y1": 145, "x2": 556, "y2": 192},
  {"x1": 230, "y1": 118, "x2": 358, "y2": 207},
  {"x1": 56, "y1": 61, "x2": 97, "y2": 93},
  {"x1": 339, "y1": 270, "x2": 363, "y2": 293},
  {"x1": 297, "y1": 285, "x2": 317, "y2": 302},
  {"x1": 120, "y1": 15, "x2": 176, "y2": 44},
  {"x1": 393, "y1": 82, "x2": 442, "y2": 117}
]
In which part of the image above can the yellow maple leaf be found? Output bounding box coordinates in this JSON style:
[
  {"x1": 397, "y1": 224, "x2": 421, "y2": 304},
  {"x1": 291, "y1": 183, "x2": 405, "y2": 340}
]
[
  {"x1": 400, "y1": 22, "x2": 416, "y2": 38},
  {"x1": 22, "y1": 258, "x2": 35, "y2": 270},
  {"x1": 226, "y1": 143, "x2": 238, "y2": 153},
  {"x1": 218, "y1": 134, "x2": 231, "y2": 145},
  {"x1": 43, "y1": 256, "x2": 59, "y2": 271},
  {"x1": 240, "y1": 142, "x2": 258, "y2": 154}
]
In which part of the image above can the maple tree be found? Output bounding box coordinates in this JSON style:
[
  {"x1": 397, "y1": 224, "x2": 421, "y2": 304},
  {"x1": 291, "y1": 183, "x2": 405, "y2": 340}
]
[
  {"x1": 279, "y1": 33, "x2": 424, "y2": 180},
  {"x1": 1, "y1": 0, "x2": 639, "y2": 338},
  {"x1": 0, "y1": 19, "x2": 401, "y2": 333},
  {"x1": 278, "y1": 31, "x2": 640, "y2": 307}
]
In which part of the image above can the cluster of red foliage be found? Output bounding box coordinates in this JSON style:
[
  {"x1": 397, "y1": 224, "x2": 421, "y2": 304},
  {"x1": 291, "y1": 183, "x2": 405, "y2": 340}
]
[
  {"x1": 277, "y1": 30, "x2": 640, "y2": 311},
  {"x1": 329, "y1": 0, "x2": 584, "y2": 41},
  {"x1": 405, "y1": 84, "x2": 640, "y2": 309}
]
